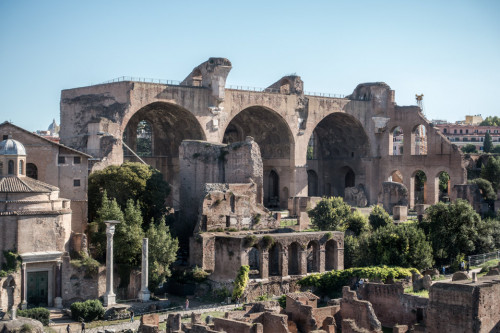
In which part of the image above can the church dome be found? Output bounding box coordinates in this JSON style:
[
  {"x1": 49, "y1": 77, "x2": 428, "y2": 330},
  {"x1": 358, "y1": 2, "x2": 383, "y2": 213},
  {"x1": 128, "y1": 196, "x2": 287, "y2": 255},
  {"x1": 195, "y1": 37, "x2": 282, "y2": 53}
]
[{"x1": 0, "y1": 139, "x2": 27, "y2": 156}]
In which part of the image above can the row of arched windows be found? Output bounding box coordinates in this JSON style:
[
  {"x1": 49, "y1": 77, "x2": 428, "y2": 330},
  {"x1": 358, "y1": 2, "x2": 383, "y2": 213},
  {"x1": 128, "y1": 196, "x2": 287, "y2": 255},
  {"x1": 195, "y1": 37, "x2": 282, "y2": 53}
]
[
  {"x1": 0, "y1": 160, "x2": 37, "y2": 178},
  {"x1": 390, "y1": 124, "x2": 427, "y2": 156}
]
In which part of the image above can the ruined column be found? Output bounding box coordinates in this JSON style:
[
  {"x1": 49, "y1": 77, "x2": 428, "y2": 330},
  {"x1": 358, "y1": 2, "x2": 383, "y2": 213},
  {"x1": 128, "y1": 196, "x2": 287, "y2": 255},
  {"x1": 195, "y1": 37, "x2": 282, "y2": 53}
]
[
  {"x1": 139, "y1": 238, "x2": 151, "y2": 302},
  {"x1": 54, "y1": 261, "x2": 63, "y2": 308},
  {"x1": 260, "y1": 251, "x2": 269, "y2": 279},
  {"x1": 103, "y1": 220, "x2": 120, "y2": 307},
  {"x1": 299, "y1": 249, "x2": 307, "y2": 275},
  {"x1": 334, "y1": 241, "x2": 344, "y2": 271},
  {"x1": 281, "y1": 248, "x2": 288, "y2": 277},
  {"x1": 319, "y1": 248, "x2": 326, "y2": 273},
  {"x1": 21, "y1": 263, "x2": 27, "y2": 309}
]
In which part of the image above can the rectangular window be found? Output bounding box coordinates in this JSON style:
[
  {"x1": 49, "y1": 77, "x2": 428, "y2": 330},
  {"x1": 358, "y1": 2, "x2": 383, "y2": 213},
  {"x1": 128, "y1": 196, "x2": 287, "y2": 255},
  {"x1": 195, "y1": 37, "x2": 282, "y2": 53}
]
[
  {"x1": 466, "y1": 129, "x2": 469, "y2": 134},
  {"x1": 454, "y1": 129, "x2": 457, "y2": 134},
  {"x1": 58, "y1": 156, "x2": 65, "y2": 164},
  {"x1": 73, "y1": 179, "x2": 81, "y2": 187},
  {"x1": 74, "y1": 156, "x2": 81, "y2": 164},
  {"x1": 2, "y1": 135, "x2": 8, "y2": 140}
]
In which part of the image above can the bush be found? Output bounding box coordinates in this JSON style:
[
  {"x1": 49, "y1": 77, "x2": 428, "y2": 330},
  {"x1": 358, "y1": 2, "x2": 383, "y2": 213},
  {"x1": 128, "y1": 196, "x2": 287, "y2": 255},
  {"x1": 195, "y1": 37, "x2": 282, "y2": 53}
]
[
  {"x1": 70, "y1": 253, "x2": 100, "y2": 278},
  {"x1": 70, "y1": 299, "x2": 105, "y2": 322},
  {"x1": 346, "y1": 210, "x2": 370, "y2": 236},
  {"x1": 17, "y1": 307, "x2": 50, "y2": 326},
  {"x1": 299, "y1": 265, "x2": 418, "y2": 297},
  {"x1": 307, "y1": 197, "x2": 352, "y2": 231},
  {"x1": 243, "y1": 235, "x2": 258, "y2": 248},
  {"x1": 261, "y1": 236, "x2": 275, "y2": 250},
  {"x1": 0, "y1": 250, "x2": 20, "y2": 276},
  {"x1": 192, "y1": 266, "x2": 209, "y2": 282},
  {"x1": 278, "y1": 294, "x2": 286, "y2": 308},
  {"x1": 232, "y1": 265, "x2": 250, "y2": 301},
  {"x1": 369, "y1": 205, "x2": 392, "y2": 230},
  {"x1": 469, "y1": 178, "x2": 497, "y2": 201}
]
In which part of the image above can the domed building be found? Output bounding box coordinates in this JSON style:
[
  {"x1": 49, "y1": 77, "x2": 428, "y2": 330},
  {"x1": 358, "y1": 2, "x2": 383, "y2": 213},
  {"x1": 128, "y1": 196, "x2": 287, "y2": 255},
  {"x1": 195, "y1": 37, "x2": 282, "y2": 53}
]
[{"x1": 0, "y1": 137, "x2": 72, "y2": 309}]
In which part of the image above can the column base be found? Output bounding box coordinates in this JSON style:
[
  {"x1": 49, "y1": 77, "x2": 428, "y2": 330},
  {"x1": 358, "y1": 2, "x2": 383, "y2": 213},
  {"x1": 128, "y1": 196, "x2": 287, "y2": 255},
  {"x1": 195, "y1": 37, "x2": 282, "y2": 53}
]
[
  {"x1": 139, "y1": 289, "x2": 151, "y2": 302},
  {"x1": 54, "y1": 297, "x2": 63, "y2": 309},
  {"x1": 103, "y1": 294, "x2": 116, "y2": 307},
  {"x1": 21, "y1": 301, "x2": 27, "y2": 310}
]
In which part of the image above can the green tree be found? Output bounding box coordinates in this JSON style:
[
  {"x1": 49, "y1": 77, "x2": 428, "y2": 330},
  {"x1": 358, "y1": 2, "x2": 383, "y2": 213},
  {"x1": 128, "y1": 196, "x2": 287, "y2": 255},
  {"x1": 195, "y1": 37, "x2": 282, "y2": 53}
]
[
  {"x1": 114, "y1": 200, "x2": 145, "y2": 266},
  {"x1": 346, "y1": 210, "x2": 370, "y2": 236},
  {"x1": 88, "y1": 192, "x2": 124, "y2": 262},
  {"x1": 481, "y1": 156, "x2": 500, "y2": 191},
  {"x1": 492, "y1": 145, "x2": 500, "y2": 154},
  {"x1": 308, "y1": 197, "x2": 352, "y2": 231},
  {"x1": 480, "y1": 116, "x2": 500, "y2": 126},
  {"x1": 439, "y1": 172, "x2": 450, "y2": 194},
  {"x1": 421, "y1": 200, "x2": 481, "y2": 265},
  {"x1": 461, "y1": 144, "x2": 478, "y2": 154},
  {"x1": 368, "y1": 205, "x2": 392, "y2": 230},
  {"x1": 344, "y1": 234, "x2": 361, "y2": 269},
  {"x1": 358, "y1": 223, "x2": 433, "y2": 270},
  {"x1": 484, "y1": 132, "x2": 493, "y2": 153},
  {"x1": 469, "y1": 178, "x2": 497, "y2": 201},
  {"x1": 475, "y1": 218, "x2": 500, "y2": 254},
  {"x1": 146, "y1": 217, "x2": 179, "y2": 290},
  {"x1": 88, "y1": 162, "x2": 170, "y2": 224}
]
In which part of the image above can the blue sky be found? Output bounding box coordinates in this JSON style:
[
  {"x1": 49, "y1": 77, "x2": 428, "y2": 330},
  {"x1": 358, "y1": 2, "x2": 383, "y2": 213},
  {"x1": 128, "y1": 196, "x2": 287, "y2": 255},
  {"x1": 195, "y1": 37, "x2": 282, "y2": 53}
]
[{"x1": 1, "y1": 0, "x2": 499, "y2": 131}]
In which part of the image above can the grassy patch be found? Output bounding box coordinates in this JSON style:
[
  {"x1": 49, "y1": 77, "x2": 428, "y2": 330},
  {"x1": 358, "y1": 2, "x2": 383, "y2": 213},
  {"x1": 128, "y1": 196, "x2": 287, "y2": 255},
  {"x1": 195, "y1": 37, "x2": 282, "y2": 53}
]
[
  {"x1": 280, "y1": 219, "x2": 297, "y2": 227},
  {"x1": 404, "y1": 287, "x2": 429, "y2": 298}
]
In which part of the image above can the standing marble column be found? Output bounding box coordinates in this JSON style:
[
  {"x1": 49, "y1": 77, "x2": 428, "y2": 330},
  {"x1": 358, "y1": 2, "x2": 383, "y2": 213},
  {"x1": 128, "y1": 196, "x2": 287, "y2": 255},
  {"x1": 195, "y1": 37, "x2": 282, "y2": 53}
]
[
  {"x1": 139, "y1": 238, "x2": 150, "y2": 301},
  {"x1": 21, "y1": 263, "x2": 27, "y2": 309},
  {"x1": 103, "y1": 220, "x2": 120, "y2": 307},
  {"x1": 54, "y1": 261, "x2": 63, "y2": 308}
]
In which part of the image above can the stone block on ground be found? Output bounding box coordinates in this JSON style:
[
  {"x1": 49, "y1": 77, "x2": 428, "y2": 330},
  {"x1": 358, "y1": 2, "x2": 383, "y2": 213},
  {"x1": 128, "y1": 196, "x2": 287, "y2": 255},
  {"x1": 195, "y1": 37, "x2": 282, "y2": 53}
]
[{"x1": 452, "y1": 271, "x2": 470, "y2": 281}]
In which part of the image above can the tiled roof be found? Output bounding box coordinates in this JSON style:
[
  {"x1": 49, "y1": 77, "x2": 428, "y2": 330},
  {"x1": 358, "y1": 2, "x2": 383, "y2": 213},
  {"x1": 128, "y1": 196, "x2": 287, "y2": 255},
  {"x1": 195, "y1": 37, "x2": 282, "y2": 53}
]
[{"x1": 0, "y1": 176, "x2": 59, "y2": 193}]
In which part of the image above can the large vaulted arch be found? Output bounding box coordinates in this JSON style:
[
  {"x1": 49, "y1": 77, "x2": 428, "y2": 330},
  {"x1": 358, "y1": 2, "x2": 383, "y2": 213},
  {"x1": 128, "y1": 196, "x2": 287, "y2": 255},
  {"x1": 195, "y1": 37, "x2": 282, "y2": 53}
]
[
  {"x1": 223, "y1": 106, "x2": 294, "y2": 208},
  {"x1": 307, "y1": 112, "x2": 370, "y2": 199},
  {"x1": 122, "y1": 102, "x2": 206, "y2": 208}
]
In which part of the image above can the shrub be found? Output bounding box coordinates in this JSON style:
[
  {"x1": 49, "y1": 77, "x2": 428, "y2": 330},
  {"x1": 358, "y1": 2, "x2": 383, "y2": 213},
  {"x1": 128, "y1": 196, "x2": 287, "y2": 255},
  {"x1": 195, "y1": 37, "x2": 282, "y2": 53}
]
[
  {"x1": 71, "y1": 253, "x2": 100, "y2": 278},
  {"x1": 307, "y1": 197, "x2": 352, "y2": 231},
  {"x1": 232, "y1": 265, "x2": 250, "y2": 301},
  {"x1": 17, "y1": 307, "x2": 50, "y2": 326},
  {"x1": 369, "y1": 205, "x2": 392, "y2": 230},
  {"x1": 20, "y1": 324, "x2": 33, "y2": 332},
  {"x1": 299, "y1": 265, "x2": 418, "y2": 297},
  {"x1": 243, "y1": 235, "x2": 258, "y2": 248},
  {"x1": 70, "y1": 299, "x2": 105, "y2": 322},
  {"x1": 0, "y1": 250, "x2": 20, "y2": 276},
  {"x1": 261, "y1": 235, "x2": 275, "y2": 250},
  {"x1": 192, "y1": 266, "x2": 209, "y2": 282},
  {"x1": 278, "y1": 294, "x2": 287, "y2": 308}
]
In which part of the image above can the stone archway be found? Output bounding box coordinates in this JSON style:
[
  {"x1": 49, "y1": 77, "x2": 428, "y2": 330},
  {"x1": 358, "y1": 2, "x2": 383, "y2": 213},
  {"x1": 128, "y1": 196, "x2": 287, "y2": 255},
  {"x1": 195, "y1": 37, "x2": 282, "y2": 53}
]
[
  {"x1": 268, "y1": 243, "x2": 282, "y2": 277},
  {"x1": 308, "y1": 113, "x2": 369, "y2": 198},
  {"x1": 307, "y1": 170, "x2": 318, "y2": 196},
  {"x1": 411, "y1": 170, "x2": 427, "y2": 207},
  {"x1": 223, "y1": 106, "x2": 294, "y2": 208},
  {"x1": 122, "y1": 102, "x2": 206, "y2": 208},
  {"x1": 325, "y1": 239, "x2": 337, "y2": 271},
  {"x1": 288, "y1": 242, "x2": 300, "y2": 275},
  {"x1": 307, "y1": 241, "x2": 319, "y2": 273}
]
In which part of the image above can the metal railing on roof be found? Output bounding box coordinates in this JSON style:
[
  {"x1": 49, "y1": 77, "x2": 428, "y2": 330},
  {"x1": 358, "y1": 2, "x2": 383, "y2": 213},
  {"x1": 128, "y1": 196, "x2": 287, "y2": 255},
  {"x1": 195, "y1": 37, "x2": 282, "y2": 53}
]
[{"x1": 98, "y1": 77, "x2": 347, "y2": 98}]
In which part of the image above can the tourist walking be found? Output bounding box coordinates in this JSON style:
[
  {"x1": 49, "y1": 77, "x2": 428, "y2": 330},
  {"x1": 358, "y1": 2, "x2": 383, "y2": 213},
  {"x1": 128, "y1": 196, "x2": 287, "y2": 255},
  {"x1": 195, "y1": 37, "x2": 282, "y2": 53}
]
[
  {"x1": 130, "y1": 310, "x2": 134, "y2": 323},
  {"x1": 81, "y1": 320, "x2": 86, "y2": 333},
  {"x1": 185, "y1": 298, "x2": 189, "y2": 311},
  {"x1": 466, "y1": 262, "x2": 470, "y2": 273},
  {"x1": 66, "y1": 324, "x2": 71, "y2": 333}
]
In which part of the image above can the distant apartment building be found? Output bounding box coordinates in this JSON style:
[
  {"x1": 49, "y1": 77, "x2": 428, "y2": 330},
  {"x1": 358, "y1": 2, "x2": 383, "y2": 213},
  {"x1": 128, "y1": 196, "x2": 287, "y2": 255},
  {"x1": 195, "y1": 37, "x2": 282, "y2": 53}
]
[{"x1": 433, "y1": 116, "x2": 500, "y2": 152}]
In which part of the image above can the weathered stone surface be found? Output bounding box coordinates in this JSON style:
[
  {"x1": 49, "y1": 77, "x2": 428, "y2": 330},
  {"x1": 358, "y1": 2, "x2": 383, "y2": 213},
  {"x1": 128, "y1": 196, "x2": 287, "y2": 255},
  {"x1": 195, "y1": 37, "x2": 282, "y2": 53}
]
[
  {"x1": 340, "y1": 286, "x2": 382, "y2": 333},
  {"x1": 0, "y1": 318, "x2": 44, "y2": 333},
  {"x1": 345, "y1": 185, "x2": 368, "y2": 207},
  {"x1": 379, "y1": 182, "x2": 408, "y2": 213},
  {"x1": 486, "y1": 267, "x2": 500, "y2": 276},
  {"x1": 452, "y1": 271, "x2": 470, "y2": 281}
]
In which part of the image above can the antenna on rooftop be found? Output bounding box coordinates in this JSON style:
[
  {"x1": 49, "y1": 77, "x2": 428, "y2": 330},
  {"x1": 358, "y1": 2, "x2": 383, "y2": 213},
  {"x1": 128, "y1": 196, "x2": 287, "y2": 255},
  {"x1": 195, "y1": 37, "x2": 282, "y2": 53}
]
[{"x1": 416, "y1": 94, "x2": 424, "y2": 116}]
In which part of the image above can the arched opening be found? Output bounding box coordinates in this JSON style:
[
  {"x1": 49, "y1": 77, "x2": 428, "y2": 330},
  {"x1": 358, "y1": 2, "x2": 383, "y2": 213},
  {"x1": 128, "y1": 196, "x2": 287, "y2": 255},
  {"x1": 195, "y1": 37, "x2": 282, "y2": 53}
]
[
  {"x1": 123, "y1": 102, "x2": 206, "y2": 209},
  {"x1": 26, "y1": 163, "x2": 38, "y2": 180},
  {"x1": 135, "y1": 120, "x2": 153, "y2": 157},
  {"x1": 345, "y1": 168, "x2": 355, "y2": 188},
  {"x1": 307, "y1": 170, "x2": 318, "y2": 196},
  {"x1": 437, "y1": 171, "x2": 451, "y2": 202},
  {"x1": 307, "y1": 241, "x2": 319, "y2": 273},
  {"x1": 310, "y1": 113, "x2": 369, "y2": 198},
  {"x1": 0, "y1": 161, "x2": 3, "y2": 175},
  {"x1": 223, "y1": 106, "x2": 294, "y2": 208},
  {"x1": 268, "y1": 243, "x2": 282, "y2": 276},
  {"x1": 288, "y1": 242, "x2": 300, "y2": 275},
  {"x1": 389, "y1": 170, "x2": 403, "y2": 183},
  {"x1": 307, "y1": 132, "x2": 318, "y2": 160},
  {"x1": 268, "y1": 170, "x2": 280, "y2": 208},
  {"x1": 412, "y1": 170, "x2": 427, "y2": 206},
  {"x1": 8, "y1": 160, "x2": 14, "y2": 175},
  {"x1": 19, "y1": 160, "x2": 24, "y2": 175},
  {"x1": 390, "y1": 126, "x2": 404, "y2": 155},
  {"x1": 411, "y1": 124, "x2": 427, "y2": 155},
  {"x1": 325, "y1": 240, "x2": 337, "y2": 271},
  {"x1": 248, "y1": 247, "x2": 260, "y2": 272}
]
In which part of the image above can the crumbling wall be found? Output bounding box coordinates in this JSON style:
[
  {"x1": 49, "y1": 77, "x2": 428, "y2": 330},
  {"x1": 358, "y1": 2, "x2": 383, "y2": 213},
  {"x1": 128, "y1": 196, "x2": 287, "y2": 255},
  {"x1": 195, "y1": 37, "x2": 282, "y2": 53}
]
[
  {"x1": 340, "y1": 286, "x2": 382, "y2": 333},
  {"x1": 358, "y1": 283, "x2": 428, "y2": 328},
  {"x1": 378, "y1": 182, "x2": 408, "y2": 213},
  {"x1": 253, "y1": 312, "x2": 289, "y2": 333},
  {"x1": 213, "y1": 318, "x2": 263, "y2": 333},
  {"x1": 426, "y1": 278, "x2": 500, "y2": 333}
]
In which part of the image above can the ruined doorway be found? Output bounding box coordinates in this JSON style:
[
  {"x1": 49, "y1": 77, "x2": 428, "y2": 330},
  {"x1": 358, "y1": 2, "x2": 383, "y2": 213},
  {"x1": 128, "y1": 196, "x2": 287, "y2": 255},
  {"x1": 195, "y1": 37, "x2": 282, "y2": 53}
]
[
  {"x1": 268, "y1": 243, "x2": 281, "y2": 276},
  {"x1": 223, "y1": 106, "x2": 294, "y2": 209},
  {"x1": 325, "y1": 240, "x2": 337, "y2": 271},
  {"x1": 345, "y1": 168, "x2": 355, "y2": 188},
  {"x1": 412, "y1": 170, "x2": 427, "y2": 205},
  {"x1": 268, "y1": 170, "x2": 280, "y2": 208},
  {"x1": 307, "y1": 241, "x2": 319, "y2": 273},
  {"x1": 307, "y1": 170, "x2": 318, "y2": 196},
  {"x1": 248, "y1": 247, "x2": 260, "y2": 272},
  {"x1": 437, "y1": 171, "x2": 451, "y2": 202},
  {"x1": 288, "y1": 242, "x2": 300, "y2": 275}
]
